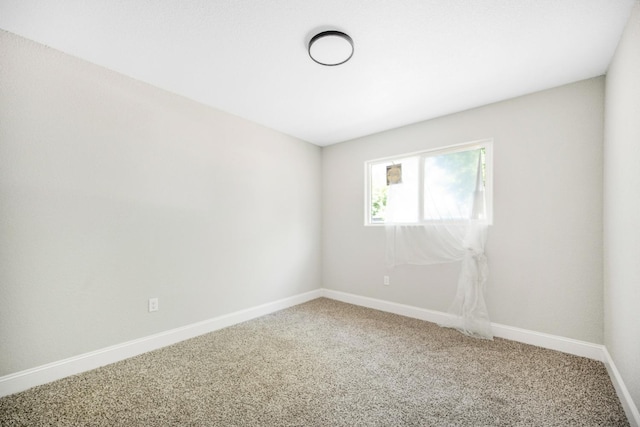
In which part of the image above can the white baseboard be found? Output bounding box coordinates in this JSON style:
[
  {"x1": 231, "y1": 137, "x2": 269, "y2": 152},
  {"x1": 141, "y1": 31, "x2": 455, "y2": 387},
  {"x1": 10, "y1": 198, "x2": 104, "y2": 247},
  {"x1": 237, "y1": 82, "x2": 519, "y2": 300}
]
[
  {"x1": 0, "y1": 289, "x2": 322, "y2": 398},
  {"x1": 321, "y1": 288, "x2": 457, "y2": 325},
  {"x1": 603, "y1": 347, "x2": 640, "y2": 427},
  {"x1": 2, "y1": 287, "x2": 637, "y2": 427},
  {"x1": 489, "y1": 323, "x2": 606, "y2": 361},
  {"x1": 321, "y1": 288, "x2": 638, "y2": 426},
  {"x1": 322, "y1": 289, "x2": 605, "y2": 360}
]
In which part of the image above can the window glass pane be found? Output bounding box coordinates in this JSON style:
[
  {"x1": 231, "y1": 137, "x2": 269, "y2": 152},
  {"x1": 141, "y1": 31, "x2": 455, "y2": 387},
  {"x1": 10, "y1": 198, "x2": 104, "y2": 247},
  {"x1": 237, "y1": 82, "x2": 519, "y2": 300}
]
[
  {"x1": 423, "y1": 148, "x2": 483, "y2": 220},
  {"x1": 385, "y1": 157, "x2": 419, "y2": 223},
  {"x1": 365, "y1": 141, "x2": 491, "y2": 225}
]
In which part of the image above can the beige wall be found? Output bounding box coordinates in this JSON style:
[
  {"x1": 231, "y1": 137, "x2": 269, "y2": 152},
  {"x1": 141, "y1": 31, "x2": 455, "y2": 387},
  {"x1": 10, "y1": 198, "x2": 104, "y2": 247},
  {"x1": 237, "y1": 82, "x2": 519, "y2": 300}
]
[
  {"x1": 0, "y1": 31, "x2": 322, "y2": 376},
  {"x1": 604, "y1": 1, "x2": 640, "y2": 411},
  {"x1": 323, "y1": 77, "x2": 604, "y2": 344}
]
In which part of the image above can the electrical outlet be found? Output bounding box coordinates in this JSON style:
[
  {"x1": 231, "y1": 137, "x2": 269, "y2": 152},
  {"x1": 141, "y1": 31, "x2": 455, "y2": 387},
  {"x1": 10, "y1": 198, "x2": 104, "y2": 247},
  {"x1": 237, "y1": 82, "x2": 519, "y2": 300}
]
[
  {"x1": 148, "y1": 297, "x2": 159, "y2": 312},
  {"x1": 383, "y1": 276, "x2": 390, "y2": 286}
]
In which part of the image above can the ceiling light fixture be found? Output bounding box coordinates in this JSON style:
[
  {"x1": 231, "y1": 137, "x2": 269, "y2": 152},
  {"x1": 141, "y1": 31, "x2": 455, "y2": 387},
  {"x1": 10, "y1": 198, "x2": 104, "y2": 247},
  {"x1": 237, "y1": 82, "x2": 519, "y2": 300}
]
[{"x1": 308, "y1": 30, "x2": 354, "y2": 66}]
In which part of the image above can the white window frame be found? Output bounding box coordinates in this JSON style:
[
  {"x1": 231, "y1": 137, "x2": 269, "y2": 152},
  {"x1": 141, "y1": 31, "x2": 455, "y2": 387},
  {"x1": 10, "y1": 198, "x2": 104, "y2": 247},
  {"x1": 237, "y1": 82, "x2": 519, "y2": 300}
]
[{"x1": 364, "y1": 139, "x2": 493, "y2": 226}]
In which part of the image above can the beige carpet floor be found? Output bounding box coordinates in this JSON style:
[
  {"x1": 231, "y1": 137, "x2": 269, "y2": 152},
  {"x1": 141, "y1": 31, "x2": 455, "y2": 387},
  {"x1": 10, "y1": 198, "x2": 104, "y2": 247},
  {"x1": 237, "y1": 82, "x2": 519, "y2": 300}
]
[{"x1": 0, "y1": 298, "x2": 629, "y2": 426}]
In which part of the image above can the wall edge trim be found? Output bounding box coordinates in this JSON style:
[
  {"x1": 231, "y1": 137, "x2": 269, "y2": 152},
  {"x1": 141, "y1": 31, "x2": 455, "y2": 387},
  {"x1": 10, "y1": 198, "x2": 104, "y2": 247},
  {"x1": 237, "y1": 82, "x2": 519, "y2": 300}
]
[
  {"x1": 3, "y1": 287, "x2": 636, "y2": 427},
  {"x1": 322, "y1": 288, "x2": 604, "y2": 357},
  {"x1": 0, "y1": 289, "x2": 322, "y2": 398},
  {"x1": 603, "y1": 347, "x2": 640, "y2": 427},
  {"x1": 321, "y1": 288, "x2": 638, "y2": 425}
]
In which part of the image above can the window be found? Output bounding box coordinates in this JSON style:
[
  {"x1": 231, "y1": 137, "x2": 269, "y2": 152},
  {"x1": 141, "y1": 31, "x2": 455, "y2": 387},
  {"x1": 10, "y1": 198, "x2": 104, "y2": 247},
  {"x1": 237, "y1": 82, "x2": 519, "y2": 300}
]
[{"x1": 365, "y1": 140, "x2": 493, "y2": 225}]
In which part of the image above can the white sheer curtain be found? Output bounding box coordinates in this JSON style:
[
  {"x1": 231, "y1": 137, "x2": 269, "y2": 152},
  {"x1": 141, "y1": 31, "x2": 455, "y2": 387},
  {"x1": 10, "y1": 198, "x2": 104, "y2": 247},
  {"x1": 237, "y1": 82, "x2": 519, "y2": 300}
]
[{"x1": 385, "y1": 149, "x2": 492, "y2": 339}]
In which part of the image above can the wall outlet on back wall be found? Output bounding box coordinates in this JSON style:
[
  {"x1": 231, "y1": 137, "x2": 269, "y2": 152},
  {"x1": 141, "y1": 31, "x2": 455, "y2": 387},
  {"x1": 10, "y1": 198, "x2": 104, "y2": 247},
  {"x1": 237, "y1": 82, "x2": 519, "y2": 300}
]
[
  {"x1": 383, "y1": 276, "x2": 390, "y2": 286},
  {"x1": 148, "y1": 298, "x2": 159, "y2": 312}
]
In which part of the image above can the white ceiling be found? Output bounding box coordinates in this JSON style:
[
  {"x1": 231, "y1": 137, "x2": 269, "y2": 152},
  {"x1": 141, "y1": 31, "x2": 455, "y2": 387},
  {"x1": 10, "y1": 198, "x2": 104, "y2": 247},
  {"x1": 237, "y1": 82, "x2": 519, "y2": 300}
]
[{"x1": 0, "y1": 0, "x2": 636, "y2": 146}]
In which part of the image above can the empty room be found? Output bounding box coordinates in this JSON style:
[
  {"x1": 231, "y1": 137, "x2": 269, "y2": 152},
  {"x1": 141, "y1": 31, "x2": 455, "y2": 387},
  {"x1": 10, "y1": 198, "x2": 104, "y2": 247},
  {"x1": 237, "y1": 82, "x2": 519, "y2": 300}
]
[{"x1": 1, "y1": 1, "x2": 639, "y2": 425}]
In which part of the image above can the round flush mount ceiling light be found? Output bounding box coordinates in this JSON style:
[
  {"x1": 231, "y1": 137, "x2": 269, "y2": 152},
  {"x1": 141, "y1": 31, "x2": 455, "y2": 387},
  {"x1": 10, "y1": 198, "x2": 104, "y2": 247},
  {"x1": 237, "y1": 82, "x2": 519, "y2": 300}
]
[{"x1": 308, "y1": 30, "x2": 354, "y2": 66}]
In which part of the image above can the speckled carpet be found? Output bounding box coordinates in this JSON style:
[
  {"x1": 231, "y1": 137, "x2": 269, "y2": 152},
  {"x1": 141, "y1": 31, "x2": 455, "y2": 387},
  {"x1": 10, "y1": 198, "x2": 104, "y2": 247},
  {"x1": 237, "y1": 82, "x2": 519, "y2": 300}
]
[{"x1": 0, "y1": 298, "x2": 629, "y2": 426}]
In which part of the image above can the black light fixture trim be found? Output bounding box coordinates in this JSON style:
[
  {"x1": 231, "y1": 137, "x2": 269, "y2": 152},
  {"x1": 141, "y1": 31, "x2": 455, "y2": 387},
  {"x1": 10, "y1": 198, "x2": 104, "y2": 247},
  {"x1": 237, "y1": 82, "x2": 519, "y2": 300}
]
[{"x1": 308, "y1": 30, "x2": 354, "y2": 66}]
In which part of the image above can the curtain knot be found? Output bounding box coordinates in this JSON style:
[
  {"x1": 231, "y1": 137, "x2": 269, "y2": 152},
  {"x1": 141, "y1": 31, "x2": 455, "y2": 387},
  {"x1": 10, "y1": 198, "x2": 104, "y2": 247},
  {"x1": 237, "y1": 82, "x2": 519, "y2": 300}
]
[{"x1": 475, "y1": 252, "x2": 486, "y2": 264}]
